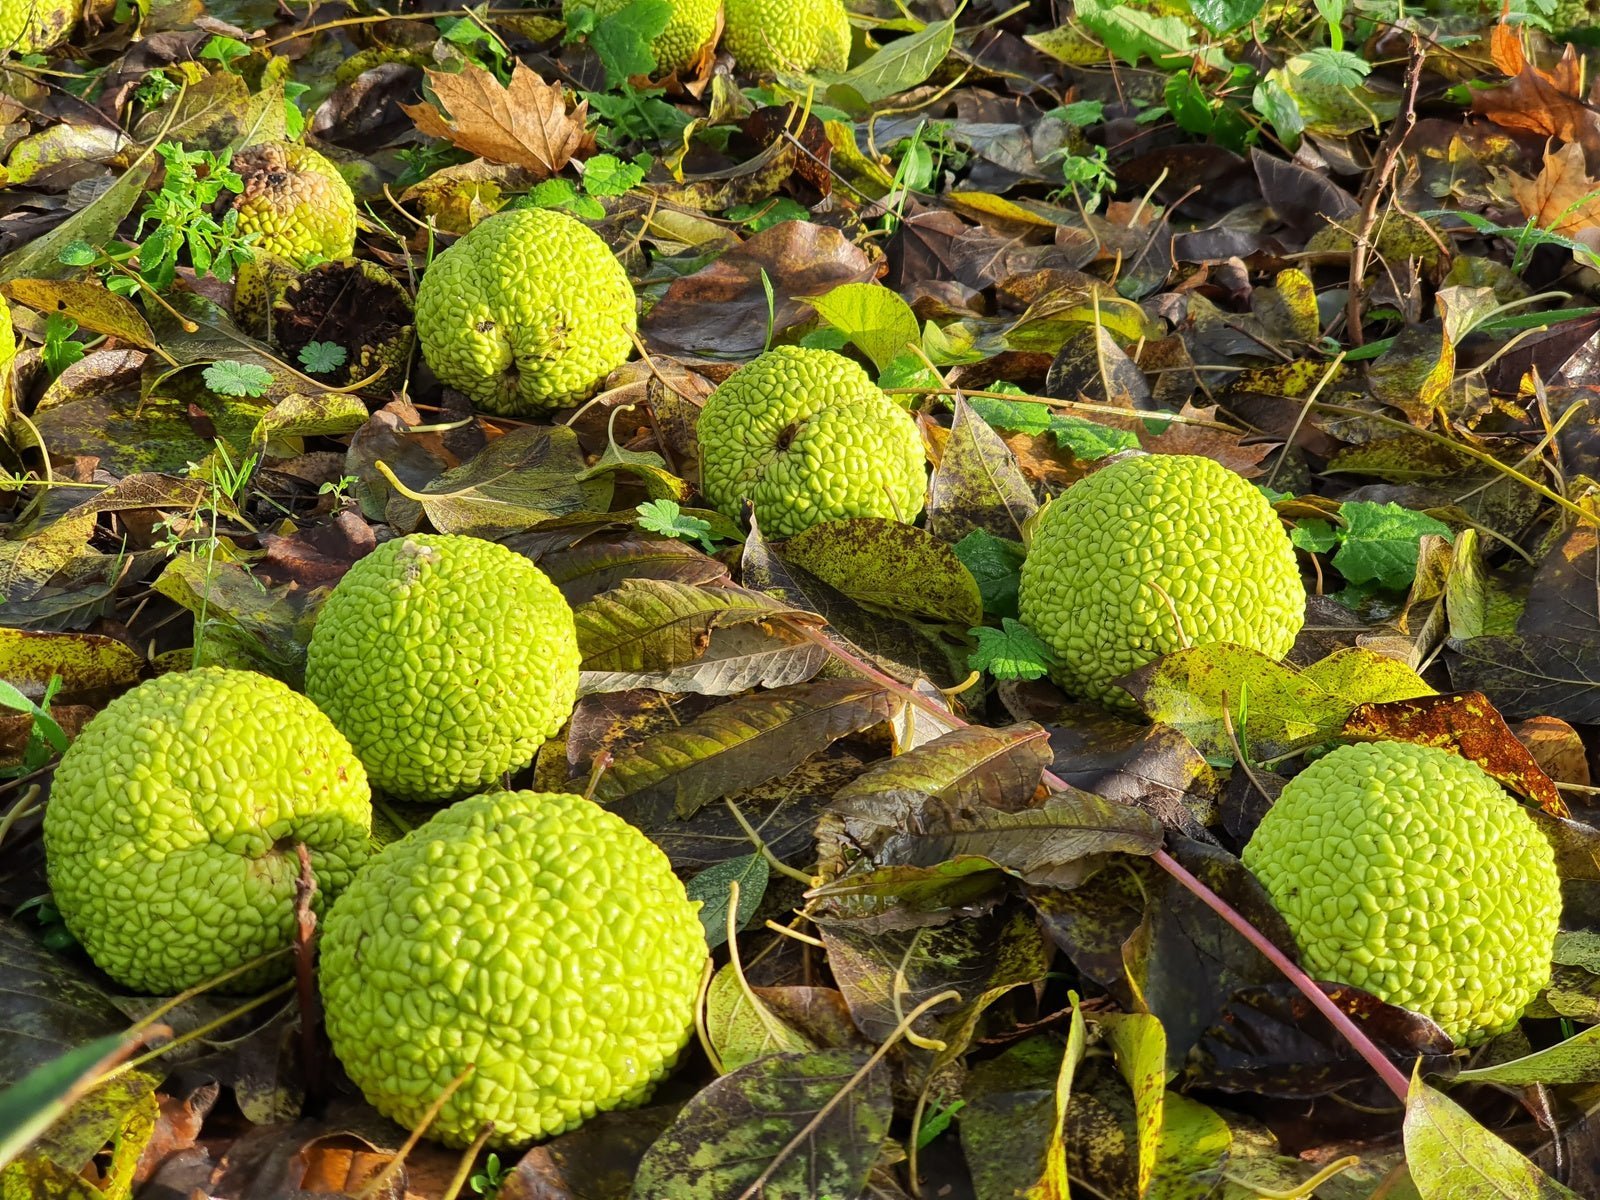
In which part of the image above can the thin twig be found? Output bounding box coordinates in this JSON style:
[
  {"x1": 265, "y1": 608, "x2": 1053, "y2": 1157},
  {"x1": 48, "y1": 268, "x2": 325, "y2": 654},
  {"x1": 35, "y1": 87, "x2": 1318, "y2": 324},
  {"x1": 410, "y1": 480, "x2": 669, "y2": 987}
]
[{"x1": 1345, "y1": 36, "x2": 1426, "y2": 348}]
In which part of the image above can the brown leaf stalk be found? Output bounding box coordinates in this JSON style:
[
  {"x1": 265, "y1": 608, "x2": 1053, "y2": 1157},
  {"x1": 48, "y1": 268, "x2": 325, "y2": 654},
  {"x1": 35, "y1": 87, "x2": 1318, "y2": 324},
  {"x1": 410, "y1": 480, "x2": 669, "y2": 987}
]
[{"x1": 1345, "y1": 36, "x2": 1427, "y2": 348}]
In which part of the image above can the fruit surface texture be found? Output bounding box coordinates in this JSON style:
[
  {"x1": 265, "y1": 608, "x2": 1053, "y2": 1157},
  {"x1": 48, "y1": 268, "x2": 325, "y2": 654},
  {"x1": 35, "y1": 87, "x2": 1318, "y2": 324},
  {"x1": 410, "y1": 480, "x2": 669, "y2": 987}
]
[
  {"x1": 44, "y1": 667, "x2": 370, "y2": 994},
  {"x1": 564, "y1": 0, "x2": 718, "y2": 72},
  {"x1": 1243, "y1": 740, "x2": 1561, "y2": 1045},
  {"x1": 697, "y1": 346, "x2": 925, "y2": 538},
  {"x1": 724, "y1": 0, "x2": 849, "y2": 73},
  {"x1": 1017, "y1": 452, "x2": 1305, "y2": 709},
  {"x1": 414, "y1": 207, "x2": 637, "y2": 415},
  {"x1": 304, "y1": 533, "x2": 580, "y2": 803},
  {"x1": 320, "y1": 790, "x2": 707, "y2": 1147},
  {"x1": 0, "y1": 0, "x2": 77, "y2": 56},
  {"x1": 231, "y1": 141, "x2": 358, "y2": 268}
]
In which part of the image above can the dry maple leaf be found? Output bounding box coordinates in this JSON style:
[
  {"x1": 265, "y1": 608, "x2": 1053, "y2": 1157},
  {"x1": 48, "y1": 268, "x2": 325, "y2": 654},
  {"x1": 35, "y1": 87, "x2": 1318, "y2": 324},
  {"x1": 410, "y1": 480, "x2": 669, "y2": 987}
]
[
  {"x1": 401, "y1": 61, "x2": 595, "y2": 178},
  {"x1": 1473, "y1": 43, "x2": 1600, "y2": 165},
  {"x1": 1506, "y1": 140, "x2": 1600, "y2": 238}
]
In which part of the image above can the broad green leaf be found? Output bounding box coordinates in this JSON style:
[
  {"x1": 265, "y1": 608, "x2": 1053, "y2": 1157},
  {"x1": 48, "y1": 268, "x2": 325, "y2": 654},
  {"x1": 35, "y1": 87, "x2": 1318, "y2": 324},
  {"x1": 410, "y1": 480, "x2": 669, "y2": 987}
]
[
  {"x1": 1151, "y1": 1094, "x2": 1232, "y2": 1200},
  {"x1": 2, "y1": 280, "x2": 155, "y2": 350},
  {"x1": 927, "y1": 397, "x2": 1039, "y2": 544},
  {"x1": 590, "y1": 0, "x2": 672, "y2": 85},
  {"x1": 687, "y1": 853, "x2": 770, "y2": 948},
  {"x1": 828, "y1": 17, "x2": 955, "y2": 105},
  {"x1": 781, "y1": 517, "x2": 984, "y2": 627},
  {"x1": 1097, "y1": 1012, "x2": 1167, "y2": 1198},
  {"x1": 1453, "y1": 1023, "x2": 1600, "y2": 1085},
  {"x1": 962, "y1": 1036, "x2": 1073, "y2": 1200},
  {"x1": 1070, "y1": 0, "x2": 1194, "y2": 66},
  {"x1": 573, "y1": 578, "x2": 807, "y2": 672},
  {"x1": 969, "y1": 619, "x2": 1054, "y2": 681},
  {"x1": 0, "y1": 629, "x2": 143, "y2": 700},
  {"x1": 1404, "y1": 1074, "x2": 1579, "y2": 1199},
  {"x1": 590, "y1": 678, "x2": 896, "y2": 816},
  {"x1": 1023, "y1": 999, "x2": 1087, "y2": 1199},
  {"x1": 953, "y1": 529, "x2": 1026, "y2": 618},
  {"x1": 0, "y1": 162, "x2": 152, "y2": 282},
  {"x1": 578, "y1": 440, "x2": 694, "y2": 503},
  {"x1": 381, "y1": 425, "x2": 613, "y2": 538},
  {"x1": 831, "y1": 722, "x2": 1052, "y2": 821},
  {"x1": 815, "y1": 788, "x2": 1163, "y2": 893},
  {"x1": 251, "y1": 391, "x2": 368, "y2": 446},
  {"x1": 1297, "y1": 647, "x2": 1434, "y2": 705},
  {"x1": 1334, "y1": 501, "x2": 1454, "y2": 591},
  {"x1": 702, "y1": 966, "x2": 816, "y2": 1072},
  {"x1": 804, "y1": 282, "x2": 920, "y2": 372},
  {"x1": 0, "y1": 1033, "x2": 134, "y2": 1172},
  {"x1": 1185, "y1": 0, "x2": 1264, "y2": 34},
  {"x1": 12, "y1": 1071, "x2": 159, "y2": 1200},
  {"x1": 1124, "y1": 643, "x2": 1342, "y2": 761}
]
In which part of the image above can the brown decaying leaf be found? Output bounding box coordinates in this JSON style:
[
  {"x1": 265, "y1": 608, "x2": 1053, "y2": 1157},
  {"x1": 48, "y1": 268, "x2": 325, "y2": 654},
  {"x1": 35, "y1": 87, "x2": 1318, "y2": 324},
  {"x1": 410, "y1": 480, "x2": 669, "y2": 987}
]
[
  {"x1": 640, "y1": 220, "x2": 876, "y2": 356},
  {"x1": 400, "y1": 62, "x2": 595, "y2": 178},
  {"x1": 1506, "y1": 140, "x2": 1600, "y2": 238},
  {"x1": 1473, "y1": 48, "x2": 1600, "y2": 168},
  {"x1": 1341, "y1": 691, "x2": 1569, "y2": 817}
]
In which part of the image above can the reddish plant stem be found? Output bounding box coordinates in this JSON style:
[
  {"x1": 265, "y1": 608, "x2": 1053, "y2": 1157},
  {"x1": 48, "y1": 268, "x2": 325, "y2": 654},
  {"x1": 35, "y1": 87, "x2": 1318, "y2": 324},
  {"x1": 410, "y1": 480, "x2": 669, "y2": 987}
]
[
  {"x1": 787, "y1": 615, "x2": 1414, "y2": 1105},
  {"x1": 1049, "y1": 752, "x2": 1410, "y2": 1102},
  {"x1": 1149, "y1": 846, "x2": 1411, "y2": 1104}
]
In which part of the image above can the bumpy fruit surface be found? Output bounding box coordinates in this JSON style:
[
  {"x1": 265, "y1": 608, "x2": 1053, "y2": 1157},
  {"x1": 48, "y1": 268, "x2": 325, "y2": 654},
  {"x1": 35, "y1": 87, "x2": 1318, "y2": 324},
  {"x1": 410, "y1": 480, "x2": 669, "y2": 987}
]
[
  {"x1": 697, "y1": 346, "x2": 925, "y2": 537},
  {"x1": 1017, "y1": 453, "x2": 1305, "y2": 710},
  {"x1": 0, "y1": 0, "x2": 77, "y2": 55},
  {"x1": 231, "y1": 141, "x2": 358, "y2": 268},
  {"x1": 413, "y1": 207, "x2": 637, "y2": 415},
  {"x1": 1243, "y1": 741, "x2": 1560, "y2": 1045},
  {"x1": 305, "y1": 534, "x2": 580, "y2": 803},
  {"x1": 565, "y1": 0, "x2": 718, "y2": 72},
  {"x1": 724, "y1": 0, "x2": 849, "y2": 73},
  {"x1": 44, "y1": 668, "x2": 370, "y2": 995},
  {"x1": 320, "y1": 790, "x2": 707, "y2": 1148}
]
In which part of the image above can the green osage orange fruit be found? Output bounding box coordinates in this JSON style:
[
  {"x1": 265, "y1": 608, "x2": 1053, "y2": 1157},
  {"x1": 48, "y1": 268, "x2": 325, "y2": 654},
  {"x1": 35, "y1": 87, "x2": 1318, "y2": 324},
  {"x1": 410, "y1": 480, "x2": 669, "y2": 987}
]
[
  {"x1": 1017, "y1": 452, "x2": 1305, "y2": 711},
  {"x1": 319, "y1": 790, "x2": 707, "y2": 1148},
  {"x1": 304, "y1": 533, "x2": 580, "y2": 803},
  {"x1": 413, "y1": 207, "x2": 637, "y2": 415},
  {"x1": 43, "y1": 667, "x2": 370, "y2": 995},
  {"x1": 1243, "y1": 740, "x2": 1561, "y2": 1045},
  {"x1": 697, "y1": 346, "x2": 926, "y2": 538}
]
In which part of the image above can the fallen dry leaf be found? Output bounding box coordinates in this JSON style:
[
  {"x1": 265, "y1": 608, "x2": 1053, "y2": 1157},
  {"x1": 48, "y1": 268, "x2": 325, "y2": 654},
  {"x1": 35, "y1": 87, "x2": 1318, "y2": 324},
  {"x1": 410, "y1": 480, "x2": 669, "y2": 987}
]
[
  {"x1": 1506, "y1": 140, "x2": 1600, "y2": 236},
  {"x1": 1473, "y1": 47, "x2": 1600, "y2": 167},
  {"x1": 401, "y1": 62, "x2": 595, "y2": 178}
]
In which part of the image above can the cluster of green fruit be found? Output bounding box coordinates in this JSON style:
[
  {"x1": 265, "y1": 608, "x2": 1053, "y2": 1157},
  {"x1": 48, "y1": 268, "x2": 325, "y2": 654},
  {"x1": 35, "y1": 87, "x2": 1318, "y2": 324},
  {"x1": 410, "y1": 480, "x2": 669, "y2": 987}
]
[
  {"x1": 43, "y1": 534, "x2": 707, "y2": 1148},
  {"x1": 352, "y1": 188, "x2": 1572, "y2": 1046},
  {"x1": 1008, "y1": 450, "x2": 1560, "y2": 1046},
  {"x1": 563, "y1": 0, "x2": 851, "y2": 75},
  {"x1": 407, "y1": 206, "x2": 930, "y2": 534}
]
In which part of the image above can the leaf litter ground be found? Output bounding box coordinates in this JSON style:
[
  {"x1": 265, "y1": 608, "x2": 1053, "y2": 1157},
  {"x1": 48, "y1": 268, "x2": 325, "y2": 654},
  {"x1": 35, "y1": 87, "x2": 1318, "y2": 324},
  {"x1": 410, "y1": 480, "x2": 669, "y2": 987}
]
[{"x1": 9, "y1": 0, "x2": 1600, "y2": 1196}]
